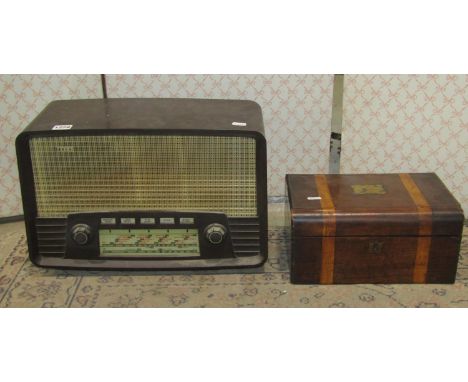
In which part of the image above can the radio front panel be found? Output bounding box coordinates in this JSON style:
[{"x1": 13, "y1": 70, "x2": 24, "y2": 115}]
[
  {"x1": 16, "y1": 98, "x2": 268, "y2": 270},
  {"x1": 64, "y1": 211, "x2": 235, "y2": 260}
]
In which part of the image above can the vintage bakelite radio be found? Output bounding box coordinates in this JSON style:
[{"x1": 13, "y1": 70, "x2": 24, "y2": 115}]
[
  {"x1": 286, "y1": 173, "x2": 464, "y2": 284},
  {"x1": 16, "y1": 98, "x2": 268, "y2": 270}
]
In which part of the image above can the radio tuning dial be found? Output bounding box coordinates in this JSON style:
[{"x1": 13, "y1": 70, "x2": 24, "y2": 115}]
[
  {"x1": 204, "y1": 223, "x2": 227, "y2": 245},
  {"x1": 71, "y1": 224, "x2": 92, "y2": 245}
]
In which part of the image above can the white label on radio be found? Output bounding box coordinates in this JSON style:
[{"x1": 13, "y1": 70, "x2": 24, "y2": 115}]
[
  {"x1": 140, "y1": 217, "x2": 155, "y2": 224},
  {"x1": 232, "y1": 121, "x2": 247, "y2": 127},
  {"x1": 101, "y1": 217, "x2": 116, "y2": 225},
  {"x1": 121, "y1": 217, "x2": 136, "y2": 224},
  {"x1": 52, "y1": 124, "x2": 73, "y2": 130},
  {"x1": 160, "y1": 217, "x2": 175, "y2": 224},
  {"x1": 307, "y1": 196, "x2": 322, "y2": 200},
  {"x1": 180, "y1": 217, "x2": 194, "y2": 224}
]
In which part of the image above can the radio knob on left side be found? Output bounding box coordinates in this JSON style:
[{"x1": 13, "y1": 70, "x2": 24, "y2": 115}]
[{"x1": 71, "y1": 224, "x2": 92, "y2": 245}]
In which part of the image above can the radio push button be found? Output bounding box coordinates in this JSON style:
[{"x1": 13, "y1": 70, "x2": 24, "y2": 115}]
[
  {"x1": 160, "y1": 217, "x2": 175, "y2": 225},
  {"x1": 71, "y1": 224, "x2": 92, "y2": 245},
  {"x1": 101, "y1": 217, "x2": 116, "y2": 225},
  {"x1": 179, "y1": 217, "x2": 194, "y2": 225},
  {"x1": 140, "y1": 217, "x2": 156, "y2": 224},
  {"x1": 204, "y1": 223, "x2": 227, "y2": 245},
  {"x1": 121, "y1": 218, "x2": 136, "y2": 225}
]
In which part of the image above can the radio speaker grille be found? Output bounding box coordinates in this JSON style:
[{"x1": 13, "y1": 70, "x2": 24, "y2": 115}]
[{"x1": 29, "y1": 135, "x2": 257, "y2": 218}]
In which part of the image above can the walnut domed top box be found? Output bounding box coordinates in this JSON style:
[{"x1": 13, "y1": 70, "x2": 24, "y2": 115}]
[{"x1": 286, "y1": 173, "x2": 464, "y2": 284}]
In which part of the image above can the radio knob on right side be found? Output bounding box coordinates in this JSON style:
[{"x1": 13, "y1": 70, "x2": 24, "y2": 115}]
[{"x1": 204, "y1": 223, "x2": 227, "y2": 245}]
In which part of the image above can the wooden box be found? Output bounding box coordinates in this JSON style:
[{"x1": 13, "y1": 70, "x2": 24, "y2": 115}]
[{"x1": 286, "y1": 173, "x2": 464, "y2": 284}]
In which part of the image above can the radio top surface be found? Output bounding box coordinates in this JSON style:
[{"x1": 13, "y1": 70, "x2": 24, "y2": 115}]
[{"x1": 19, "y1": 98, "x2": 265, "y2": 135}]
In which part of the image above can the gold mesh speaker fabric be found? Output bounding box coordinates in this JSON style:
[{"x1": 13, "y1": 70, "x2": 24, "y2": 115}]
[{"x1": 29, "y1": 135, "x2": 257, "y2": 218}]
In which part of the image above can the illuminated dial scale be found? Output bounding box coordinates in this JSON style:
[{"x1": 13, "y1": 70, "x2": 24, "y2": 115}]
[
  {"x1": 70, "y1": 216, "x2": 228, "y2": 258},
  {"x1": 100, "y1": 228, "x2": 200, "y2": 257}
]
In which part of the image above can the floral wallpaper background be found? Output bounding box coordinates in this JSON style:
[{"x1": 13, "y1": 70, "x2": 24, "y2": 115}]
[
  {"x1": 0, "y1": 74, "x2": 466, "y2": 218},
  {"x1": 0, "y1": 75, "x2": 102, "y2": 217},
  {"x1": 341, "y1": 75, "x2": 467, "y2": 213}
]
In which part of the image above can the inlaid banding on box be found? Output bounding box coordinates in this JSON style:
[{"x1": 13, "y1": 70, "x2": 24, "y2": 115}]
[
  {"x1": 315, "y1": 174, "x2": 336, "y2": 284},
  {"x1": 399, "y1": 173, "x2": 432, "y2": 283}
]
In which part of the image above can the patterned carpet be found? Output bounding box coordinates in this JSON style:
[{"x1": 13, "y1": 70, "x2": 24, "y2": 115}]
[{"x1": 0, "y1": 205, "x2": 467, "y2": 308}]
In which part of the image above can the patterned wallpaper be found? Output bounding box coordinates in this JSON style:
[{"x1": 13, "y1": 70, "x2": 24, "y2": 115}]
[
  {"x1": 105, "y1": 74, "x2": 334, "y2": 196},
  {"x1": 1, "y1": 74, "x2": 466, "y2": 218},
  {"x1": 340, "y1": 74, "x2": 468, "y2": 213},
  {"x1": 0, "y1": 75, "x2": 102, "y2": 218}
]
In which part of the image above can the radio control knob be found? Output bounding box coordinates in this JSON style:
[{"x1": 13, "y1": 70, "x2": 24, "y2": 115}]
[
  {"x1": 71, "y1": 224, "x2": 92, "y2": 245},
  {"x1": 204, "y1": 223, "x2": 227, "y2": 245}
]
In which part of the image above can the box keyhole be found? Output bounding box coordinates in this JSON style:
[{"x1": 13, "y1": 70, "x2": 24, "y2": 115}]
[{"x1": 369, "y1": 241, "x2": 384, "y2": 255}]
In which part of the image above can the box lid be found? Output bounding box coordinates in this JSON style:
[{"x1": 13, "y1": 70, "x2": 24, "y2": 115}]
[{"x1": 286, "y1": 173, "x2": 464, "y2": 237}]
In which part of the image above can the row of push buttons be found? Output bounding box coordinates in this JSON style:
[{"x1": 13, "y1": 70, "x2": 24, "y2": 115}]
[{"x1": 100, "y1": 217, "x2": 195, "y2": 225}]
